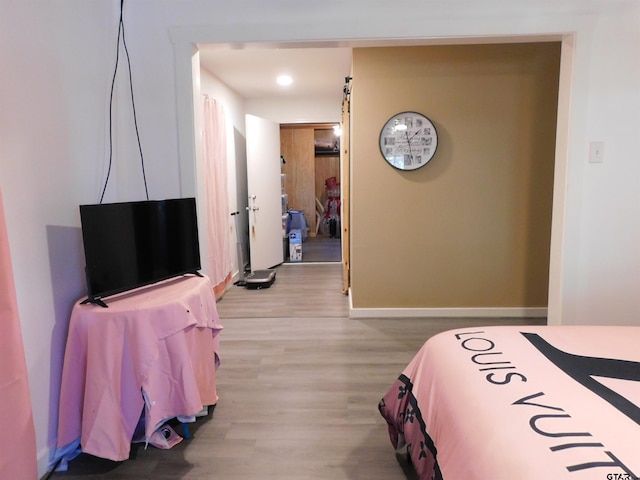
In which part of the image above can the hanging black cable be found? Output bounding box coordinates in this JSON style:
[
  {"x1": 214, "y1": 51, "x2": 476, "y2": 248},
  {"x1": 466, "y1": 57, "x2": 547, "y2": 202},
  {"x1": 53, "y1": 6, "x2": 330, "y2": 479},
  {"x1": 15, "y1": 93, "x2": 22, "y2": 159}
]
[{"x1": 99, "y1": 0, "x2": 149, "y2": 203}]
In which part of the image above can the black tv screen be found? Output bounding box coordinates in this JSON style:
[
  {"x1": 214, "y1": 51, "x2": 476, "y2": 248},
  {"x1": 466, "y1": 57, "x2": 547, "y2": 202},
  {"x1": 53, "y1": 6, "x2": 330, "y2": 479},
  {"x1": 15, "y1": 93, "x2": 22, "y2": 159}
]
[{"x1": 79, "y1": 197, "x2": 201, "y2": 305}]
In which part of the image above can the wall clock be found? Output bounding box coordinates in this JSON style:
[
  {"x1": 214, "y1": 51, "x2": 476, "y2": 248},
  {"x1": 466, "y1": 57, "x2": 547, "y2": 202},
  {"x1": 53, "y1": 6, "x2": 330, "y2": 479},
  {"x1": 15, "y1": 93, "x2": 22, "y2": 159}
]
[{"x1": 379, "y1": 111, "x2": 438, "y2": 171}]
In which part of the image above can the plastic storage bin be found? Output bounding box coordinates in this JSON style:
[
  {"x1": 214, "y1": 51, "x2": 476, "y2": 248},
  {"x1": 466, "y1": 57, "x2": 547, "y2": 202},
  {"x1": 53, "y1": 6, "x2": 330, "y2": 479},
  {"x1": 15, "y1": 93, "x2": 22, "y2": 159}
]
[{"x1": 287, "y1": 210, "x2": 308, "y2": 241}]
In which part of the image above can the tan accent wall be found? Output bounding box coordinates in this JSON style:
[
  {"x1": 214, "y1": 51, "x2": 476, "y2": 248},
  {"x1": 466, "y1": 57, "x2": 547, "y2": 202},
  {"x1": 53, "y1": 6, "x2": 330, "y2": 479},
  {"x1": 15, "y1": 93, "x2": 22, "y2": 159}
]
[{"x1": 350, "y1": 43, "x2": 560, "y2": 308}]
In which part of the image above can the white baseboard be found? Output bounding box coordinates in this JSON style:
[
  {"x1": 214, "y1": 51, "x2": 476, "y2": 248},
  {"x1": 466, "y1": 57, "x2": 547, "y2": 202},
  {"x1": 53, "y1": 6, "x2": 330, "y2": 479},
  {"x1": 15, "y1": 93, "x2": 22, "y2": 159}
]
[{"x1": 348, "y1": 288, "x2": 547, "y2": 319}]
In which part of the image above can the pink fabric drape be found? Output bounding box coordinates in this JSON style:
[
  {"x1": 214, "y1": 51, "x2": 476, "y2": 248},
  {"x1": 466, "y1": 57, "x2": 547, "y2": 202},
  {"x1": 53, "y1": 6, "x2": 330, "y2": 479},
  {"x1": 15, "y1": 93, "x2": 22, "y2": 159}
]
[
  {"x1": 202, "y1": 96, "x2": 232, "y2": 290},
  {"x1": 0, "y1": 189, "x2": 38, "y2": 479}
]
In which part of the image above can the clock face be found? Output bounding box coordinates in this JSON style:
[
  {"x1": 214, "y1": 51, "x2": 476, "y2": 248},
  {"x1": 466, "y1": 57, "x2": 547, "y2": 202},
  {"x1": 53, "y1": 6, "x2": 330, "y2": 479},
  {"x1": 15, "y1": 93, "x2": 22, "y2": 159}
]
[{"x1": 379, "y1": 111, "x2": 438, "y2": 171}]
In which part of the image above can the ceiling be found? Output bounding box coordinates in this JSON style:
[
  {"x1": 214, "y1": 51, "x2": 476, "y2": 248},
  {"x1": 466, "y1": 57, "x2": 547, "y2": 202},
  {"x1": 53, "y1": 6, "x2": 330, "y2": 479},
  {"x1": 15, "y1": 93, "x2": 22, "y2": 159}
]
[
  {"x1": 198, "y1": 45, "x2": 353, "y2": 104},
  {"x1": 196, "y1": 0, "x2": 635, "y2": 105},
  {"x1": 196, "y1": 36, "x2": 559, "y2": 106}
]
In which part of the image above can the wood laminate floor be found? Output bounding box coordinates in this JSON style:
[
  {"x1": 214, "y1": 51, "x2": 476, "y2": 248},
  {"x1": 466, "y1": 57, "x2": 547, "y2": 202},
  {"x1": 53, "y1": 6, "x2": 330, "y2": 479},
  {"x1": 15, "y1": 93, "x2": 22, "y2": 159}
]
[{"x1": 50, "y1": 264, "x2": 545, "y2": 480}]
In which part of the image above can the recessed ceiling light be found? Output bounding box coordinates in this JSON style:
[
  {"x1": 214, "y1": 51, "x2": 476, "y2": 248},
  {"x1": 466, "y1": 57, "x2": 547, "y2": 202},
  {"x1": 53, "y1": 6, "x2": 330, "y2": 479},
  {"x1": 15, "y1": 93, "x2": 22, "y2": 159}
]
[{"x1": 277, "y1": 75, "x2": 293, "y2": 86}]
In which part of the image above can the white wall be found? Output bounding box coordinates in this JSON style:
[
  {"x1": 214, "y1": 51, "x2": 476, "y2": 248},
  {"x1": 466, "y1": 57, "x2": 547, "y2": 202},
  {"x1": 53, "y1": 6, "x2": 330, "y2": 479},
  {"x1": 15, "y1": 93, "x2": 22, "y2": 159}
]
[
  {"x1": 199, "y1": 67, "x2": 247, "y2": 281},
  {"x1": 0, "y1": 2, "x2": 126, "y2": 475},
  {"x1": 246, "y1": 97, "x2": 342, "y2": 124},
  {"x1": 570, "y1": 6, "x2": 640, "y2": 325},
  {"x1": 1, "y1": 1, "x2": 639, "y2": 477}
]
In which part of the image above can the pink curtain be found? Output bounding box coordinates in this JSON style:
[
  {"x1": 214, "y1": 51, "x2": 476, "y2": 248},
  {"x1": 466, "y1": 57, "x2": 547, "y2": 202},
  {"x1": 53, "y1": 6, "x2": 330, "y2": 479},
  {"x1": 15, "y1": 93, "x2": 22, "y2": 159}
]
[
  {"x1": 0, "y1": 189, "x2": 38, "y2": 479},
  {"x1": 202, "y1": 96, "x2": 232, "y2": 292}
]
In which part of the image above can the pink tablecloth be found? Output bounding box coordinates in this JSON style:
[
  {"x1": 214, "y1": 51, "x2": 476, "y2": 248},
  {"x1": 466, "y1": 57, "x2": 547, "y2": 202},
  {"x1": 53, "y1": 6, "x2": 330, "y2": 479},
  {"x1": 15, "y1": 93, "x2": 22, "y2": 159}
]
[{"x1": 56, "y1": 274, "x2": 222, "y2": 461}]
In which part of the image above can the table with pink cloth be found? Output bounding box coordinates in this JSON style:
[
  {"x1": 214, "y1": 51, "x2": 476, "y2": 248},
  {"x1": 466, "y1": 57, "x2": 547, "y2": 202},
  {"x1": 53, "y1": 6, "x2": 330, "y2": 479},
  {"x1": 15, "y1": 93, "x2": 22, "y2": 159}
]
[
  {"x1": 56, "y1": 274, "x2": 222, "y2": 462},
  {"x1": 379, "y1": 325, "x2": 640, "y2": 480}
]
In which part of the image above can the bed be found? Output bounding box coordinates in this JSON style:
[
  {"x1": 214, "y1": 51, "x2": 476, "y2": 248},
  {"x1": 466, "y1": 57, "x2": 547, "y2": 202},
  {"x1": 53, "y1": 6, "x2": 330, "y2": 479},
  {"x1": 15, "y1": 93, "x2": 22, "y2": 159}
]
[{"x1": 378, "y1": 325, "x2": 640, "y2": 480}]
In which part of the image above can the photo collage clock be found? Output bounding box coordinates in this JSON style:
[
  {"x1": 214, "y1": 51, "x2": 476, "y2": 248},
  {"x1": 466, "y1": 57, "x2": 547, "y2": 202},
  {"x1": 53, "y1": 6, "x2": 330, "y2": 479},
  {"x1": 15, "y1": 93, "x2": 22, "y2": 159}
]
[{"x1": 379, "y1": 111, "x2": 438, "y2": 171}]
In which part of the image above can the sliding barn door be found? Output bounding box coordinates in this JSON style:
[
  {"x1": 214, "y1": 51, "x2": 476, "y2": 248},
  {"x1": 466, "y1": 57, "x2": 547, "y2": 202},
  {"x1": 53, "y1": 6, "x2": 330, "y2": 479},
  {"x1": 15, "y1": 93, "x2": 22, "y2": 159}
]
[{"x1": 341, "y1": 85, "x2": 351, "y2": 294}]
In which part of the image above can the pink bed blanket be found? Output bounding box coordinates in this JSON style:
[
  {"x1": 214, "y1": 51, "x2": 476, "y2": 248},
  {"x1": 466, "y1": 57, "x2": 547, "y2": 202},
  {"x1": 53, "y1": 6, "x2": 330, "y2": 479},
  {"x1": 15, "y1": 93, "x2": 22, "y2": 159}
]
[{"x1": 379, "y1": 326, "x2": 640, "y2": 480}]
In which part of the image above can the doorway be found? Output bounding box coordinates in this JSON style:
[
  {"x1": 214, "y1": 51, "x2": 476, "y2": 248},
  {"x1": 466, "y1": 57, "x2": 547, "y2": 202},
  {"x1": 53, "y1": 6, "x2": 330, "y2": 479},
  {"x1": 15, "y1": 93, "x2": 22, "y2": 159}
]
[
  {"x1": 194, "y1": 47, "x2": 349, "y2": 282},
  {"x1": 280, "y1": 123, "x2": 343, "y2": 264},
  {"x1": 177, "y1": 36, "x2": 571, "y2": 321}
]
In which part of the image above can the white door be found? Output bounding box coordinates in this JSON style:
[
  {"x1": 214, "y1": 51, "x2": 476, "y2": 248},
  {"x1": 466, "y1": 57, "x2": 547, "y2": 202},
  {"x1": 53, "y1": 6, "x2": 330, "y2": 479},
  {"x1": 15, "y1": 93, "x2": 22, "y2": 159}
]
[{"x1": 245, "y1": 114, "x2": 284, "y2": 271}]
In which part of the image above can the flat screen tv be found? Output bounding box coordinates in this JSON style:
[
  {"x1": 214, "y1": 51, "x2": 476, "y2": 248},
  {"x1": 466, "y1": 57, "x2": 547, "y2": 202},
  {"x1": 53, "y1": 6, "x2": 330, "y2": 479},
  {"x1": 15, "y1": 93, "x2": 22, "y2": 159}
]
[{"x1": 79, "y1": 197, "x2": 201, "y2": 307}]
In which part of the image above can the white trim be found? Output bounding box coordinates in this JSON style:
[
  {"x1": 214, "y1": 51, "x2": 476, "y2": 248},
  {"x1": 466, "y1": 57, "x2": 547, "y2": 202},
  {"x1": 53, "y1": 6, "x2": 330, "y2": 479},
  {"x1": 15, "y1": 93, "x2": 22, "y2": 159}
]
[
  {"x1": 348, "y1": 288, "x2": 547, "y2": 319},
  {"x1": 546, "y1": 33, "x2": 576, "y2": 326}
]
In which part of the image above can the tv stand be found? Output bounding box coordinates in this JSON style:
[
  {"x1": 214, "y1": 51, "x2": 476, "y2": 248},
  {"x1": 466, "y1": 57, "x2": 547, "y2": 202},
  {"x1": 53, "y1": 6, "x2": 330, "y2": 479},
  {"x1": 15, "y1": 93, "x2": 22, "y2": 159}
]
[
  {"x1": 81, "y1": 273, "x2": 206, "y2": 308},
  {"x1": 56, "y1": 274, "x2": 222, "y2": 462},
  {"x1": 80, "y1": 297, "x2": 108, "y2": 308}
]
